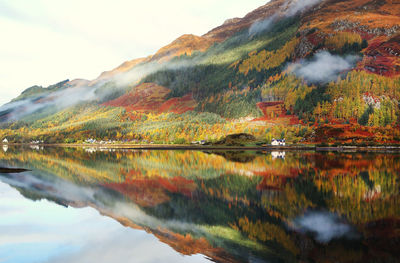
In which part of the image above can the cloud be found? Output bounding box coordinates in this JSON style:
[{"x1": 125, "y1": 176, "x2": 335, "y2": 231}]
[
  {"x1": 0, "y1": 85, "x2": 98, "y2": 121},
  {"x1": 248, "y1": 15, "x2": 276, "y2": 36},
  {"x1": 248, "y1": 0, "x2": 324, "y2": 37},
  {"x1": 0, "y1": 49, "x2": 206, "y2": 122},
  {"x1": 0, "y1": 0, "x2": 269, "y2": 106},
  {"x1": 292, "y1": 211, "x2": 357, "y2": 243},
  {"x1": 0, "y1": 172, "x2": 97, "y2": 206},
  {"x1": 0, "y1": 169, "x2": 206, "y2": 236},
  {"x1": 284, "y1": 0, "x2": 323, "y2": 16},
  {"x1": 0, "y1": 181, "x2": 208, "y2": 263},
  {"x1": 289, "y1": 51, "x2": 359, "y2": 83},
  {"x1": 0, "y1": 168, "x2": 213, "y2": 263}
]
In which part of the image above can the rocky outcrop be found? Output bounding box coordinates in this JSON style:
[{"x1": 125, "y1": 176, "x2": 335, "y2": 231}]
[
  {"x1": 330, "y1": 19, "x2": 400, "y2": 37},
  {"x1": 295, "y1": 37, "x2": 315, "y2": 58}
]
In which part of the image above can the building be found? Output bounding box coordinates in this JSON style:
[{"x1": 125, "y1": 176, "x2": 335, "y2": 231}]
[
  {"x1": 2, "y1": 138, "x2": 8, "y2": 144},
  {"x1": 191, "y1": 140, "x2": 207, "y2": 145},
  {"x1": 271, "y1": 138, "x2": 285, "y2": 146}
]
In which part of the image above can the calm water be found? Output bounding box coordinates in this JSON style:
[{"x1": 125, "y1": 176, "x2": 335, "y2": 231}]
[{"x1": 0, "y1": 146, "x2": 399, "y2": 263}]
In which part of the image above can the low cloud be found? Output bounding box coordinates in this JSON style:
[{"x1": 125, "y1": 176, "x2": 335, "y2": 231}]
[
  {"x1": 0, "y1": 57, "x2": 199, "y2": 122},
  {"x1": 0, "y1": 85, "x2": 98, "y2": 122},
  {"x1": 292, "y1": 211, "x2": 357, "y2": 243},
  {"x1": 284, "y1": 0, "x2": 323, "y2": 16},
  {"x1": 0, "y1": 169, "x2": 205, "y2": 236},
  {"x1": 248, "y1": 0, "x2": 324, "y2": 37},
  {"x1": 248, "y1": 15, "x2": 276, "y2": 36},
  {"x1": 289, "y1": 51, "x2": 359, "y2": 83}
]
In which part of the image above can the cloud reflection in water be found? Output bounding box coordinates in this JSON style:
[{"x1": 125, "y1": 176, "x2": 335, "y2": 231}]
[
  {"x1": 292, "y1": 211, "x2": 357, "y2": 243},
  {"x1": 0, "y1": 182, "x2": 207, "y2": 263}
]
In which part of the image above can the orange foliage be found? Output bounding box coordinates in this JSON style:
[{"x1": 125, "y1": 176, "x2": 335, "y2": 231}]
[
  {"x1": 153, "y1": 229, "x2": 239, "y2": 262},
  {"x1": 159, "y1": 93, "x2": 197, "y2": 114},
  {"x1": 362, "y1": 35, "x2": 400, "y2": 77},
  {"x1": 151, "y1": 34, "x2": 214, "y2": 62},
  {"x1": 103, "y1": 83, "x2": 197, "y2": 114},
  {"x1": 104, "y1": 172, "x2": 197, "y2": 207}
]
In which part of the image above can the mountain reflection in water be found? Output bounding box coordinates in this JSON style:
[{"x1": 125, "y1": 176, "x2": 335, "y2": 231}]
[{"x1": 0, "y1": 147, "x2": 399, "y2": 263}]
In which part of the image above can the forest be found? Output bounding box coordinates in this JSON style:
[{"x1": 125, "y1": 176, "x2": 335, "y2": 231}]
[{"x1": 0, "y1": 4, "x2": 399, "y2": 145}]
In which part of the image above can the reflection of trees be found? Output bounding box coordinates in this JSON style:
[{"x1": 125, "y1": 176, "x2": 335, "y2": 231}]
[{"x1": 0, "y1": 148, "x2": 399, "y2": 262}]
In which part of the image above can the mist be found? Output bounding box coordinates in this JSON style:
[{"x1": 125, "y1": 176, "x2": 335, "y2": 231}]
[
  {"x1": 0, "y1": 171, "x2": 97, "y2": 205},
  {"x1": 0, "y1": 169, "x2": 207, "y2": 240},
  {"x1": 0, "y1": 178, "x2": 207, "y2": 263},
  {"x1": 289, "y1": 51, "x2": 359, "y2": 83},
  {"x1": 292, "y1": 211, "x2": 357, "y2": 243},
  {"x1": 0, "y1": 85, "x2": 97, "y2": 122},
  {"x1": 284, "y1": 0, "x2": 324, "y2": 16},
  {"x1": 0, "y1": 56, "x2": 200, "y2": 122},
  {"x1": 0, "y1": 0, "x2": 329, "y2": 122},
  {"x1": 248, "y1": 15, "x2": 277, "y2": 36},
  {"x1": 248, "y1": 0, "x2": 324, "y2": 37}
]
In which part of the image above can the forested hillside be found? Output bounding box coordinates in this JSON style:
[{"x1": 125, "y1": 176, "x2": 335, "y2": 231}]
[{"x1": 0, "y1": 0, "x2": 399, "y2": 145}]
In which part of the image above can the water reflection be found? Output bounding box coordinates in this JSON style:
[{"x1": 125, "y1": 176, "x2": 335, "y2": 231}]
[
  {"x1": 271, "y1": 151, "x2": 285, "y2": 160},
  {"x1": 0, "y1": 147, "x2": 399, "y2": 263},
  {"x1": 292, "y1": 211, "x2": 356, "y2": 243},
  {"x1": 0, "y1": 183, "x2": 207, "y2": 263}
]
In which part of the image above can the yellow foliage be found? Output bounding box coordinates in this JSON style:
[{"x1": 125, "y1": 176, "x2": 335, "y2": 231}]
[
  {"x1": 325, "y1": 32, "x2": 362, "y2": 50},
  {"x1": 238, "y1": 38, "x2": 299, "y2": 75}
]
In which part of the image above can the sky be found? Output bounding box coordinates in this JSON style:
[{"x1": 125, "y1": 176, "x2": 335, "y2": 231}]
[{"x1": 0, "y1": 0, "x2": 269, "y2": 106}]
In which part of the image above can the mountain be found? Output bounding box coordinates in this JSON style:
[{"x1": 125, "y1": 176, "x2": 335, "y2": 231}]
[{"x1": 0, "y1": 0, "x2": 399, "y2": 145}]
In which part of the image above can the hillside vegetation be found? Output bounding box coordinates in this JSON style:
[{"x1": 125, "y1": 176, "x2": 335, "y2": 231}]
[{"x1": 0, "y1": 0, "x2": 399, "y2": 145}]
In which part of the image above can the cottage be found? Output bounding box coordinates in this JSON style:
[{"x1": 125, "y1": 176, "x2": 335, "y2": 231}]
[
  {"x1": 85, "y1": 138, "x2": 97, "y2": 144},
  {"x1": 2, "y1": 138, "x2": 8, "y2": 144},
  {"x1": 191, "y1": 140, "x2": 207, "y2": 145},
  {"x1": 271, "y1": 138, "x2": 285, "y2": 146}
]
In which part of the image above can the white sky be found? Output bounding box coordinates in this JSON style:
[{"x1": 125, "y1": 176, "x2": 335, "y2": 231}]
[{"x1": 0, "y1": 0, "x2": 268, "y2": 106}]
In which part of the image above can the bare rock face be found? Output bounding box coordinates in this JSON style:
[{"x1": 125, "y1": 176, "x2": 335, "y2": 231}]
[
  {"x1": 295, "y1": 37, "x2": 315, "y2": 58},
  {"x1": 330, "y1": 19, "x2": 400, "y2": 37}
]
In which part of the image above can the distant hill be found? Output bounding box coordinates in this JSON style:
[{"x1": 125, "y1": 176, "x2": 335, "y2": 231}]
[{"x1": 0, "y1": 0, "x2": 399, "y2": 145}]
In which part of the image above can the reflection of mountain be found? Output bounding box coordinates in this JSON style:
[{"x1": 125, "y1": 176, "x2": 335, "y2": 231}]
[
  {"x1": 0, "y1": 167, "x2": 29, "y2": 173},
  {"x1": 104, "y1": 175, "x2": 196, "y2": 207},
  {"x1": 204, "y1": 150, "x2": 257, "y2": 163},
  {"x1": 0, "y1": 148, "x2": 399, "y2": 262}
]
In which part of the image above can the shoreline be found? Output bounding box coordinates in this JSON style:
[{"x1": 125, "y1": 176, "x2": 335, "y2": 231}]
[{"x1": 2, "y1": 143, "x2": 400, "y2": 152}]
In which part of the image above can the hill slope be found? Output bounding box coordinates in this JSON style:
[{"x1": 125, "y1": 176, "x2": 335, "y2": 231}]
[{"x1": 0, "y1": 0, "x2": 399, "y2": 145}]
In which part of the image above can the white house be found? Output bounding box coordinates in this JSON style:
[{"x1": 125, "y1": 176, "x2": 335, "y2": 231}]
[
  {"x1": 2, "y1": 138, "x2": 8, "y2": 144},
  {"x1": 271, "y1": 138, "x2": 285, "y2": 146},
  {"x1": 191, "y1": 140, "x2": 206, "y2": 145}
]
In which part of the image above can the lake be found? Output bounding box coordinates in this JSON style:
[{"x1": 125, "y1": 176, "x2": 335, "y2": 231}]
[{"x1": 0, "y1": 146, "x2": 399, "y2": 263}]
